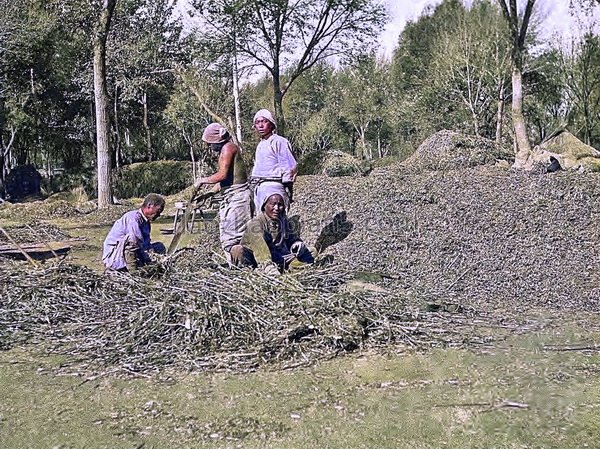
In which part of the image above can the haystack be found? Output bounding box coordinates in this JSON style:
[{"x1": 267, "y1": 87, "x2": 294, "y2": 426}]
[
  {"x1": 404, "y1": 130, "x2": 513, "y2": 170},
  {"x1": 530, "y1": 129, "x2": 600, "y2": 172},
  {"x1": 321, "y1": 150, "x2": 370, "y2": 177}
]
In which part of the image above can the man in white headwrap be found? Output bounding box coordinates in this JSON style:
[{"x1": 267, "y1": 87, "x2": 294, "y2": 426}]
[
  {"x1": 250, "y1": 109, "x2": 297, "y2": 213},
  {"x1": 229, "y1": 182, "x2": 314, "y2": 275},
  {"x1": 193, "y1": 123, "x2": 253, "y2": 262}
]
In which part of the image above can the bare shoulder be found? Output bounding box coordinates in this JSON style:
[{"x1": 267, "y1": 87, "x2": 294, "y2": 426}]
[{"x1": 223, "y1": 141, "x2": 240, "y2": 154}]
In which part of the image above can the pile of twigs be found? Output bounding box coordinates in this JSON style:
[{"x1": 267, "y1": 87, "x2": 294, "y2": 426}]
[
  {"x1": 4, "y1": 161, "x2": 600, "y2": 374},
  {"x1": 0, "y1": 259, "x2": 518, "y2": 373},
  {"x1": 403, "y1": 130, "x2": 513, "y2": 170},
  {"x1": 0, "y1": 222, "x2": 71, "y2": 244}
]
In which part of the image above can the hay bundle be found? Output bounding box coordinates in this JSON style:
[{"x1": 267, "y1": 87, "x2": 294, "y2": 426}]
[
  {"x1": 0, "y1": 199, "x2": 82, "y2": 221},
  {"x1": 46, "y1": 185, "x2": 90, "y2": 204},
  {"x1": 531, "y1": 129, "x2": 600, "y2": 172},
  {"x1": 404, "y1": 130, "x2": 513, "y2": 170}
]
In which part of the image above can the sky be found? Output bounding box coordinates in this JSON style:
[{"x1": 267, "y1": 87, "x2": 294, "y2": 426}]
[{"x1": 378, "y1": 0, "x2": 600, "y2": 59}]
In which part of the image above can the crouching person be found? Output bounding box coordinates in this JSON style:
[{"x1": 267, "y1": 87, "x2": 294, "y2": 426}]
[
  {"x1": 102, "y1": 193, "x2": 166, "y2": 273},
  {"x1": 230, "y1": 184, "x2": 313, "y2": 275}
]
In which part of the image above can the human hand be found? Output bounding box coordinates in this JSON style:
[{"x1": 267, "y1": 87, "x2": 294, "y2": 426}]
[
  {"x1": 282, "y1": 252, "x2": 296, "y2": 264},
  {"x1": 259, "y1": 262, "x2": 281, "y2": 277},
  {"x1": 193, "y1": 178, "x2": 204, "y2": 189},
  {"x1": 290, "y1": 241, "x2": 306, "y2": 256},
  {"x1": 261, "y1": 262, "x2": 281, "y2": 276}
]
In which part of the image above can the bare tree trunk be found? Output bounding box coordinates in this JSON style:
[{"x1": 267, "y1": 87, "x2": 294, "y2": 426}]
[
  {"x1": 511, "y1": 66, "x2": 531, "y2": 167},
  {"x1": 0, "y1": 97, "x2": 8, "y2": 197},
  {"x1": 93, "y1": 0, "x2": 117, "y2": 208},
  {"x1": 232, "y1": 49, "x2": 243, "y2": 146},
  {"x1": 182, "y1": 128, "x2": 196, "y2": 180},
  {"x1": 142, "y1": 90, "x2": 152, "y2": 161},
  {"x1": 89, "y1": 103, "x2": 96, "y2": 148},
  {"x1": 495, "y1": 83, "x2": 505, "y2": 144},
  {"x1": 471, "y1": 108, "x2": 480, "y2": 137},
  {"x1": 113, "y1": 84, "x2": 121, "y2": 169},
  {"x1": 272, "y1": 64, "x2": 287, "y2": 136},
  {"x1": 0, "y1": 126, "x2": 16, "y2": 198},
  {"x1": 358, "y1": 127, "x2": 367, "y2": 160},
  {"x1": 498, "y1": 0, "x2": 535, "y2": 169}
]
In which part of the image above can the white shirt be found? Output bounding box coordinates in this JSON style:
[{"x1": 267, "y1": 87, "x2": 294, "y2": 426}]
[{"x1": 251, "y1": 134, "x2": 297, "y2": 183}]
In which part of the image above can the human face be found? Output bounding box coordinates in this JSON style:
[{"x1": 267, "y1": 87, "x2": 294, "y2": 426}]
[
  {"x1": 254, "y1": 117, "x2": 274, "y2": 138},
  {"x1": 264, "y1": 194, "x2": 285, "y2": 220},
  {"x1": 142, "y1": 204, "x2": 164, "y2": 221}
]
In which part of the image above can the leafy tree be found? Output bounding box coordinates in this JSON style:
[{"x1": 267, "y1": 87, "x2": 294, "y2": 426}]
[
  {"x1": 337, "y1": 54, "x2": 392, "y2": 160},
  {"x1": 0, "y1": 0, "x2": 26, "y2": 196},
  {"x1": 0, "y1": 0, "x2": 91, "y2": 195},
  {"x1": 193, "y1": 0, "x2": 387, "y2": 136},
  {"x1": 389, "y1": 0, "x2": 466, "y2": 149},
  {"x1": 563, "y1": 32, "x2": 600, "y2": 146},
  {"x1": 188, "y1": 0, "x2": 253, "y2": 144},
  {"x1": 283, "y1": 62, "x2": 335, "y2": 154},
  {"x1": 525, "y1": 48, "x2": 565, "y2": 142},
  {"x1": 108, "y1": 0, "x2": 187, "y2": 164},
  {"x1": 429, "y1": 0, "x2": 511, "y2": 139}
]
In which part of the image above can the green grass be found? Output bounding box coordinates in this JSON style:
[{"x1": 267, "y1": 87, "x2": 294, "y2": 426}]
[{"x1": 1, "y1": 320, "x2": 599, "y2": 449}]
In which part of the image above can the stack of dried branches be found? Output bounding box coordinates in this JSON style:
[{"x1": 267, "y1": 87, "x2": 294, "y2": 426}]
[{"x1": 0, "y1": 259, "x2": 517, "y2": 373}]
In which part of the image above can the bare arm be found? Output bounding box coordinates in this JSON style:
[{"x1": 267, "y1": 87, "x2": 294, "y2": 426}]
[{"x1": 194, "y1": 143, "x2": 237, "y2": 186}]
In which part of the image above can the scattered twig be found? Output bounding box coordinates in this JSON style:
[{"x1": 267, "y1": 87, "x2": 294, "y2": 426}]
[{"x1": 0, "y1": 226, "x2": 38, "y2": 265}]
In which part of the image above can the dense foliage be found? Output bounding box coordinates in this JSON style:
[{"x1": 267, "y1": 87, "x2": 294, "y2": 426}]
[{"x1": 0, "y1": 0, "x2": 598, "y2": 198}]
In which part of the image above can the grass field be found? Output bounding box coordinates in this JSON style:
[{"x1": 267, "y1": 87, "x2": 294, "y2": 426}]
[{"x1": 1, "y1": 316, "x2": 599, "y2": 449}]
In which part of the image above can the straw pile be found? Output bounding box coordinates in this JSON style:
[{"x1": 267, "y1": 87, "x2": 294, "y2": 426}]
[
  {"x1": 0, "y1": 223, "x2": 71, "y2": 244},
  {"x1": 294, "y1": 165, "x2": 600, "y2": 313},
  {"x1": 3, "y1": 158, "x2": 600, "y2": 374},
  {"x1": 404, "y1": 130, "x2": 513, "y2": 170},
  {"x1": 321, "y1": 150, "x2": 369, "y2": 177},
  {"x1": 0, "y1": 259, "x2": 513, "y2": 372}
]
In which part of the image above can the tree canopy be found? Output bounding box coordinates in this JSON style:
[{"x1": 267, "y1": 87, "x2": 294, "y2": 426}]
[{"x1": 1, "y1": 0, "x2": 599, "y2": 200}]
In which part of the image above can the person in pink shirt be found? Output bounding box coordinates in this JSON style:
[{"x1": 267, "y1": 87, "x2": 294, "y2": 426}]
[{"x1": 250, "y1": 109, "x2": 297, "y2": 212}]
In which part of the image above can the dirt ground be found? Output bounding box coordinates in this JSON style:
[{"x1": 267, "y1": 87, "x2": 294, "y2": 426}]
[{"x1": 1, "y1": 164, "x2": 600, "y2": 448}]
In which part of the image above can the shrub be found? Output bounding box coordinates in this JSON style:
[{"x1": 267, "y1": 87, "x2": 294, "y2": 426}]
[
  {"x1": 321, "y1": 150, "x2": 371, "y2": 177},
  {"x1": 112, "y1": 160, "x2": 194, "y2": 199}
]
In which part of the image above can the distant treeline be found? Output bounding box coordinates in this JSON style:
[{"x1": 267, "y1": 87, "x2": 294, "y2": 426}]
[{"x1": 0, "y1": 0, "x2": 598, "y2": 194}]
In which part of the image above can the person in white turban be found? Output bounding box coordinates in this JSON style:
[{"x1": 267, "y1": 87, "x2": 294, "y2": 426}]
[
  {"x1": 250, "y1": 109, "x2": 297, "y2": 213},
  {"x1": 193, "y1": 123, "x2": 253, "y2": 262},
  {"x1": 229, "y1": 183, "x2": 313, "y2": 275}
]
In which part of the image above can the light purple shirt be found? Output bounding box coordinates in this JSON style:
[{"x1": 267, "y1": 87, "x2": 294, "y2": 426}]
[
  {"x1": 102, "y1": 209, "x2": 151, "y2": 270},
  {"x1": 251, "y1": 134, "x2": 297, "y2": 183}
]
